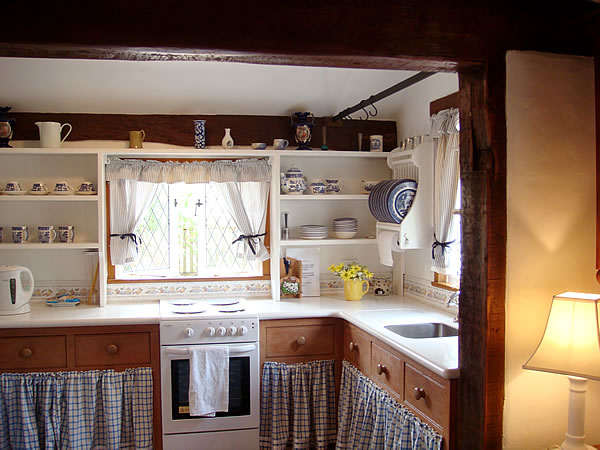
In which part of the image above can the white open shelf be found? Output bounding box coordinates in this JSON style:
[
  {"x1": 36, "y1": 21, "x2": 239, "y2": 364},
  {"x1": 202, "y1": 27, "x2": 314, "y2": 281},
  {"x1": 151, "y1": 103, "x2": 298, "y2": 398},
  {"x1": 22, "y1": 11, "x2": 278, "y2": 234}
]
[
  {"x1": 280, "y1": 238, "x2": 377, "y2": 246},
  {"x1": 280, "y1": 194, "x2": 368, "y2": 200},
  {"x1": 0, "y1": 242, "x2": 100, "y2": 249}
]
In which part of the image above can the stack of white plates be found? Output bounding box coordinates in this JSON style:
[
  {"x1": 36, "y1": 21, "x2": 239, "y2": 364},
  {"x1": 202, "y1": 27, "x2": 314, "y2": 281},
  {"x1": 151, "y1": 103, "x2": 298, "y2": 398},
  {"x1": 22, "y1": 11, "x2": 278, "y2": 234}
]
[
  {"x1": 368, "y1": 179, "x2": 417, "y2": 224},
  {"x1": 300, "y1": 224, "x2": 328, "y2": 240},
  {"x1": 332, "y1": 217, "x2": 357, "y2": 239}
]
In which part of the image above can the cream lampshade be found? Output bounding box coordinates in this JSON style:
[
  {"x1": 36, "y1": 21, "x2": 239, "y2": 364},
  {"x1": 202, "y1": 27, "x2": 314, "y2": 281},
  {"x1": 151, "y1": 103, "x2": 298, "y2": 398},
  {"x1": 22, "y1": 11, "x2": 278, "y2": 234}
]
[{"x1": 523, "y1": 292, "x2": 600, "y2": 450}]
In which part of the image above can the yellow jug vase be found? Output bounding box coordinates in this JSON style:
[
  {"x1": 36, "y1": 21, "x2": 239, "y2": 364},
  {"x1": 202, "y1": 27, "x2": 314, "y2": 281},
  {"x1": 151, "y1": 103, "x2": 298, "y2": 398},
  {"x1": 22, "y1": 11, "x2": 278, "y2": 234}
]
[{"x1": 344, "y1": 279, "x2": 369, "y2": 301}]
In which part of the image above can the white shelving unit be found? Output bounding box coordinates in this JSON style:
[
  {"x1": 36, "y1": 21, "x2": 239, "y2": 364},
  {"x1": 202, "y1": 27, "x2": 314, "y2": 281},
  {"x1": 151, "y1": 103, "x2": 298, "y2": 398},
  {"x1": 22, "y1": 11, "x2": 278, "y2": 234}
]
[
  {"x1": 1, "y1": 145, "x2": 412, "y2": 304},
  {"x1": 0, "y1": 148, "x2": 106, "y2": 304}
]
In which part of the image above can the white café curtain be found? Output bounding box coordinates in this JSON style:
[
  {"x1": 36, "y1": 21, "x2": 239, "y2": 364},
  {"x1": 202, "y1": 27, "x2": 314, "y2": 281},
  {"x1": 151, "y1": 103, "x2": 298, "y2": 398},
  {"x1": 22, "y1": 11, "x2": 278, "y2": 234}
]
[
  {"x1": 0, "y1": 368, "x2": 153, "y2": 449},
  {"x1": 430, "y1": 108, "x2": 460, "y2": 273},
  {"x1": 105, "y1": 157, "x2": 272, "y2": 265}
]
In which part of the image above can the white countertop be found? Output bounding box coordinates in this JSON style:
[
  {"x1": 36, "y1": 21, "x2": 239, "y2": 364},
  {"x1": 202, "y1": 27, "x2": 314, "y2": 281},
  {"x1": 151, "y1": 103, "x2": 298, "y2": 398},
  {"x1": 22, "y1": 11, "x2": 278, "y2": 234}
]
[{"x1": 0, "y1": 294, "x2": 458, "y2": 379}]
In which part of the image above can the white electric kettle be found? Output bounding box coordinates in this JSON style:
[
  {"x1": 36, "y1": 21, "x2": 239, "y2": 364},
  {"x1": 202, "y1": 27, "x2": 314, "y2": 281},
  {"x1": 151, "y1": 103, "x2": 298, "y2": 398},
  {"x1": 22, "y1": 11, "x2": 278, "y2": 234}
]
[{"x1": 0, "y1": 265, "x2": 34, "y2": 315}]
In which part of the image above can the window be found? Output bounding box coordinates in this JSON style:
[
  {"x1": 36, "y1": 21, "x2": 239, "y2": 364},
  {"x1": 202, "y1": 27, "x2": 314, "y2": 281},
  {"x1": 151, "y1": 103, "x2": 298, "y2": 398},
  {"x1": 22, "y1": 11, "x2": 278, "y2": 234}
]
[
  {"x1": 106, "y1": 157, "x2": 271, "y2": 282},
  {"x1": 434, "y1": 181, "x2": 461, "y2": 289},
  {"x1": 114, "y1": 183, "x2": 263, "y2": 280}
]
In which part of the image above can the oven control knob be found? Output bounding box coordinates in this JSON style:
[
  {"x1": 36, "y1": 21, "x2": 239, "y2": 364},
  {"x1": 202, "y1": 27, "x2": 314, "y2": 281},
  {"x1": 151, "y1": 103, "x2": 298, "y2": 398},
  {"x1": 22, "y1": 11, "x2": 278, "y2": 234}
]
[
  {"x1": 217, "y1": 327, "x2": 227, "y2": 337},
  {"x1": 205, "y1": 327, "x2": 216, "y2": 337},
  {"x1": 227, "y1": 326, "x2": 237, "y2": 336},
  {"x1": 238, "y1": 326, "x2": 248, "y2": 336},
  {"x1": 183, "y1": 327, "x2": 194, "y2": 338}
]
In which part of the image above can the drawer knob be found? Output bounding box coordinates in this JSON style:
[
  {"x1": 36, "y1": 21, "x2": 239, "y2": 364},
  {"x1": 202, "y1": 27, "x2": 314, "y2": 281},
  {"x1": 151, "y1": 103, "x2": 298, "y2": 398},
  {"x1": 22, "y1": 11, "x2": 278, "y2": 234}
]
[
  {"x1": 105, "y1": 344, "x2": 119, "y2": 355},
  {"x1": 414, "y1": 387, "x2": 426, "y2": 400},
  {"x1": 348, "y1": 341, "x2": 358, "y2": 352},
  {"x1": 377, "y1": 364, "x2": 387, "y2": 375},
  {"x1": 296, "y1": 336, "x2": 306, "y2": 345},
  {"x1": 20, "y1": 347, "x2": 33, "y2": 359}
]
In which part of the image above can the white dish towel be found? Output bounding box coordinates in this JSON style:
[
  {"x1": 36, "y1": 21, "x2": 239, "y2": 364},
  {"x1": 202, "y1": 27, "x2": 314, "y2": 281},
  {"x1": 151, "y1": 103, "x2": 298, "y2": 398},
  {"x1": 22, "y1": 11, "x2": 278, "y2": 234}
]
[{"x1": 188, "y1": 346, "x2": 230, "y2": 416}]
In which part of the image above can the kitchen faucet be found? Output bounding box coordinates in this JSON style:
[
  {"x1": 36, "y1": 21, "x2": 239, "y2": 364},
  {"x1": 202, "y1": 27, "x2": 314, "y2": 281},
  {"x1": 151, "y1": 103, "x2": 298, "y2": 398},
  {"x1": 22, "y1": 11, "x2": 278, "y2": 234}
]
[{"x1": 446, "y1": 291, "x2": 460, "y2": 323}]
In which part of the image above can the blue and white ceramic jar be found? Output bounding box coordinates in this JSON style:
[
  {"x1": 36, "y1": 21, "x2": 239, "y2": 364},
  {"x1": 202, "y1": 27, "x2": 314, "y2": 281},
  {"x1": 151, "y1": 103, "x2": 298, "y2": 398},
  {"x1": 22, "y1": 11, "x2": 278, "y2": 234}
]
[
  {"x1": 309, "y1": 179, "x2": 327, "y2": 195},
  {"x1": 193, "y1": 120, "x2": 206, "y2": 149},
  {"x1": 280, "y1": 166, "x2": 307, "y2": 195}
]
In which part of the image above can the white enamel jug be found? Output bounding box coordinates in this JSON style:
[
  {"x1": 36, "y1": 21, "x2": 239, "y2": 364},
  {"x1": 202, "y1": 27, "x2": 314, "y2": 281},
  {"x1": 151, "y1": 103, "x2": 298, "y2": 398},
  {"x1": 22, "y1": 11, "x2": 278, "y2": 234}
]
[{"x1": 35, "y1": 121, "x2": 72, "y2": 148}]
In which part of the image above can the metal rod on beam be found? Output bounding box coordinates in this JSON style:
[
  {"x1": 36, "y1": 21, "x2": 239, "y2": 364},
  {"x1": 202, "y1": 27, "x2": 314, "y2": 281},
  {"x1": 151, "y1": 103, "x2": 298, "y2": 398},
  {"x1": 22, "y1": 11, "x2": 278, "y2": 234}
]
[{"x1": 332, "y1": 71, "x2": 436, "y2": 122}]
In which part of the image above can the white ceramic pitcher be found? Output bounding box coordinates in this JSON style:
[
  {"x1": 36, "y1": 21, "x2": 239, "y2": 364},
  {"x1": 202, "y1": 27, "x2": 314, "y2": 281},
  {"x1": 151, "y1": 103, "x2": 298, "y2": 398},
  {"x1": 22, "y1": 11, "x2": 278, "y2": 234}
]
[{"x1": 35, "y1": 121, "x2": 72, "y2": 148}]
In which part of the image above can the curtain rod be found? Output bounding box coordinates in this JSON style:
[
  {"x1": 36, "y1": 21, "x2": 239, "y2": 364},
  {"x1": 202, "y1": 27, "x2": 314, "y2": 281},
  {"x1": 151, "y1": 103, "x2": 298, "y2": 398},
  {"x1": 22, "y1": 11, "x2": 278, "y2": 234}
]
[{"x1": 332, "y1": 71, "x2": 435, "y2": 122}]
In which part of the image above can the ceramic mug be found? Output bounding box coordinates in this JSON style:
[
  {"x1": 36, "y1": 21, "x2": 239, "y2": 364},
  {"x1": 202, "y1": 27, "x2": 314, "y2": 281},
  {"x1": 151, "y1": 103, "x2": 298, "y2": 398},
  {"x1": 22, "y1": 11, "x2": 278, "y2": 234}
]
[
  {"x1": 58, "y1": 225, "x2": 75, "y2": 243},
  {"x1": 38, "y1": 225, "x2": 57, "y2": 243},
  {"x1": 31, "y1": 181, "x2": 49, "y2": 193},
  {"x1": 54, "y1": 181, "x2": 74, "y2": 193},
  {"x1": 370, "y1": 135, "x2": 383, "y2": 152},
  {"x1": 129, "y1": 130, "x2": 146, "y2": 149},
  {"x1": 325, "y1": 178, "x2": 344, "y2": 194},
  {"x1": 273, "y1": 139, "x2": 289, "y2": 150},
  {"x1": 4, "y1": 181, "x2": 21, "y2": 192},
  {"x1": 36, "y1": 121, "x2": 72, "y2": 148},
  {"x1": 309, "y1": 179, "x2": 327, "y2": 194},
  {"x1": 77, "y1": 181, "x2": 95, "y2": 193},
  {"x1": 12, "y1": 226, "x2": 29, "y2": 243}
]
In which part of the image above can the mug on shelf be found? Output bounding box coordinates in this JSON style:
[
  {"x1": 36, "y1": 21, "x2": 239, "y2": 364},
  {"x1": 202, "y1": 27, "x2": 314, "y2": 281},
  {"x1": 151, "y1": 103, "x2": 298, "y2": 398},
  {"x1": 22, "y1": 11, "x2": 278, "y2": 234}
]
[
  {"x1": 369, "y1": 134, "x2": 383, "y2": 152},
  {"x1": 325, "y1": 178, "x2": 344, "y2": 194},
  {"x1": 54, "y1": 181, "x2": 74, "y2": 194},
  {"x1": 12, "y1": 226, "x2": 29, "y2": 244},
  {"x1": 273, "y1": 139, "x2": 289, "y2": 150},
  {"x1": 58, "y1": 225, "x2": 75, "y2": 243},
  {"x1": 129, "y1": 129, "x2": 146, "y2": 149},
  {"x1": 38, "y1": 225, "x2": 57, "y2": 244}
]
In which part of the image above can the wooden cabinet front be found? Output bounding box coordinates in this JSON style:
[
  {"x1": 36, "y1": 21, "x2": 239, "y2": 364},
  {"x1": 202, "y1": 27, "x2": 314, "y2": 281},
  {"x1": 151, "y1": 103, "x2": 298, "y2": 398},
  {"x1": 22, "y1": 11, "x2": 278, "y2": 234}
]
[
  {"x1": 343, "y1": 322, "x2": 372, "y2": 376},
  {"x1": 370, "y1": 341, "x2": 404, "y2": 400},
  {"x1": 404, "y1": 362, "x2": 452, "y2": 432},
  {"x1": 0, "y1": 335, "x2": 67, "y2": 370},
  {"x1": 74, "y1": 332, "x2": 151, "y2": 368}
]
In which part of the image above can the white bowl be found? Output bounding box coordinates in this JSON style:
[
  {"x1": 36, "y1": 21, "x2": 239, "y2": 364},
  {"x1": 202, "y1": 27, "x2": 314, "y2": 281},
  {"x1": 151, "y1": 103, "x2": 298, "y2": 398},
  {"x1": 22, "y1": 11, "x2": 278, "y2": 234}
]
[{"x1": 334, "y1": 231, "x2": 357, "y2": 239}]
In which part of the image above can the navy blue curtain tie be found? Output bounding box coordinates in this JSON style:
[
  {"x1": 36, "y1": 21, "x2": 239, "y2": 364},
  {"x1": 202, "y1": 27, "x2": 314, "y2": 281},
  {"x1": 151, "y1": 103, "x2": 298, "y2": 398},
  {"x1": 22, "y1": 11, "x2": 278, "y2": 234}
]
[
  {"x1": 110, "y1": 233, "x2": 142, "y2": 252},
  {"x1": 232, "y1": 233, "x2": 266, "y2": 255},
  {"x1": 432, "y1": 233, "x2": 455, "y2": 259}
]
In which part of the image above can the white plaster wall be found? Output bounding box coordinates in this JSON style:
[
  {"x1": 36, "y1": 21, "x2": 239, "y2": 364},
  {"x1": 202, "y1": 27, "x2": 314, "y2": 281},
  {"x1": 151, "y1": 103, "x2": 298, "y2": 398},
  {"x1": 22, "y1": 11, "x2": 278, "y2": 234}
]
[
  {"x1": 394, "y1": 73, "x2": 458, "y2": 282},
  {"x1": 504, "y1": 51, "x2": 598, "y2": 449}
]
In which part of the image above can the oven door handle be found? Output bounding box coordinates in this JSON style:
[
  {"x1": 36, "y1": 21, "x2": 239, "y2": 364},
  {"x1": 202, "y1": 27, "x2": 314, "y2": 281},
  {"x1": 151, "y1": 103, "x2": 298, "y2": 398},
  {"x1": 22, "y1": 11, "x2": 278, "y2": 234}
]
[{"x1": 164, "y1": 344, "x2": 256, "y2": 355}]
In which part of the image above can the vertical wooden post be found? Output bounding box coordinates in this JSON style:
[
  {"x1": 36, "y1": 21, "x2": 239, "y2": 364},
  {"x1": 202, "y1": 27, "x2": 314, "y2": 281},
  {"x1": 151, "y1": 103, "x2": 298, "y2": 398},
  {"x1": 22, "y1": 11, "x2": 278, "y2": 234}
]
[{"x1": 457, "y1": 51, "x2": 506, "y2": 449}]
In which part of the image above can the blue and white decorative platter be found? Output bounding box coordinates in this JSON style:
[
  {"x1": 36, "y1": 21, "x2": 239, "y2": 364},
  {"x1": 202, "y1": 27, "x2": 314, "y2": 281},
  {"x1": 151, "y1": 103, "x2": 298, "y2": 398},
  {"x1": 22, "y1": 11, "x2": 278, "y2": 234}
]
[{"x1": 368, "y1": 179, "x2": 417, "y2": 224}]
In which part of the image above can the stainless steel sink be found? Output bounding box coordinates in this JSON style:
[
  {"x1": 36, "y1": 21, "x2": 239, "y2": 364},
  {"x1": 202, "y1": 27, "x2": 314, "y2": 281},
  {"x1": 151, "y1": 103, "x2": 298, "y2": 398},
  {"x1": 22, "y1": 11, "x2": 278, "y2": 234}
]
[{"x1": 384, "y1": 323, "x2": 458, "y2": 339}]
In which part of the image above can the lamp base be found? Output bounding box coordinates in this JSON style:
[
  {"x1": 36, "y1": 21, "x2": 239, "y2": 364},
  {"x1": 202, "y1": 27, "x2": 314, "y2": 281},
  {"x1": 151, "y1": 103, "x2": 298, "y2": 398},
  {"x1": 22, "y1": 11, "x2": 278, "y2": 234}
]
[{"x1": 559, "y1": 377, "x2": 595, "y2": 450}]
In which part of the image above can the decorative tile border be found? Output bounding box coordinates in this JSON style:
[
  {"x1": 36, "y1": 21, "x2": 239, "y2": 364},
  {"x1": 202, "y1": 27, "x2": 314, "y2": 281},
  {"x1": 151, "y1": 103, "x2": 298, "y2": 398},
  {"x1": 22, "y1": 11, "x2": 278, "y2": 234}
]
[
  {"x1": 320, "y1": 272, "x2": 392, "y2": 294},
  {"x1": 403, "y1": 275, "x2": 455, "y2": 306},
  {"x1": 32, "y1": 281, "x2": 90, "y2": 299},
  {"x1": 107, "y1": 279, "x2": 272, "y2": 300}
]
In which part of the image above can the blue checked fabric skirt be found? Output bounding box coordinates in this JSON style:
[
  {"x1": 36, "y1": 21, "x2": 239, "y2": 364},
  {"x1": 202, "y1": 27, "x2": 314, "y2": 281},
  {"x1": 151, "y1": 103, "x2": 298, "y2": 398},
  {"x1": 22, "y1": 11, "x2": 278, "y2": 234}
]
[
  {"x1": 0, "y1": 367, "x2": 154, "y2": 450},
  {"x1": 337, "y1": 360, "x2": 443, "y2": 450},
  {"x1": 260, "y1": 359, "x2": 337, "y2": 449}
]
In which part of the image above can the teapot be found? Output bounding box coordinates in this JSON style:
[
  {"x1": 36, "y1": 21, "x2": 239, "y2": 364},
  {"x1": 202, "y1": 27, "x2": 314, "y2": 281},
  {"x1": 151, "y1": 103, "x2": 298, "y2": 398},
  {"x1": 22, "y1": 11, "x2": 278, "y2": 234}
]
[{"x1": 280, "y1": 166, "x2": 307, "y2": 195}]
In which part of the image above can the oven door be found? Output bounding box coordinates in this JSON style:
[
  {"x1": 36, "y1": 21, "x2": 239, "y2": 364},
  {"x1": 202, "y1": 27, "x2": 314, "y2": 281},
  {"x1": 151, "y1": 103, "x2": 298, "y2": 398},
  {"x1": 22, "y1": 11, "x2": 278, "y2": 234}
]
[{"x1": 161, "y1": 342, "x2": 259, "y2": 434}]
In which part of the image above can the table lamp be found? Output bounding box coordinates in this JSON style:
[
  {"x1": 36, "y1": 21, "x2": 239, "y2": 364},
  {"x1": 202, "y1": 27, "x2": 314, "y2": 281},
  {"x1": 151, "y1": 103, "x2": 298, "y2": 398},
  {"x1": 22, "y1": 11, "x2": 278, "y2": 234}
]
[{"x1": 523, "y1": 292, "x2": 600, "y2": 450}]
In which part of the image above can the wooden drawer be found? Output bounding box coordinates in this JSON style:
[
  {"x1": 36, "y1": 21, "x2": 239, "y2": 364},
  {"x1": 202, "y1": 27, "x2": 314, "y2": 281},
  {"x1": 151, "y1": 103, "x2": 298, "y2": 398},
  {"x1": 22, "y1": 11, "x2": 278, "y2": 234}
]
[
  {"x1": 264, "y1": 323, "x2": 335, "y2": 358},
  {"x1": 343, "y1": 323, "x2": 371, "y2": 376},
  {"x1": 404, "y1": 362, "x2": 450, "y2": 429},
  {"x1": 371, "y1": 342, "x2": 404, "y2": 398},
  {"x1": 0, "y1": 335, "x2": 67, "y2": 370},
  {"x1": 74, "y1": 332, "x2": 151, "y2": 367}
]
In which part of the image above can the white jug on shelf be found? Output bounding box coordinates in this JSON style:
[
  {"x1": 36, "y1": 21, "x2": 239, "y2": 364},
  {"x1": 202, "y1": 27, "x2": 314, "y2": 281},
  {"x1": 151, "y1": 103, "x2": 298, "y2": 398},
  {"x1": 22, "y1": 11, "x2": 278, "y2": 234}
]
[{"x1": 36, "y1": 121, "x2": 73, "y2": 148}]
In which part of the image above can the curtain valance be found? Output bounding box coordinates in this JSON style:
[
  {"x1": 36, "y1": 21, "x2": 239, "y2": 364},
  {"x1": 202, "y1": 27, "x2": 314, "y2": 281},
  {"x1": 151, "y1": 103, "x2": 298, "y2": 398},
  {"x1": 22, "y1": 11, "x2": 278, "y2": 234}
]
[
  {"x1": 430, "y1": 107, "x2": 459, "y2": 137},
  {"x1": 105, "y1": 157, "x2": 272, "y2": 184}
]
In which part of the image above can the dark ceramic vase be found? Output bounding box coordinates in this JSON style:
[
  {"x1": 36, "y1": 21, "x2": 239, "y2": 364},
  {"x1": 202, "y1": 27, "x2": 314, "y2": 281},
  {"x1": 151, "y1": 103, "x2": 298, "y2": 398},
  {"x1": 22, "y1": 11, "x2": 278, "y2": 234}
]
[
  {"x1": 291, "y1": 111, "x2": 314, "y2": 150},
  {"x1": 0, "y1": 107, "x2": 16, "y2": 148}
]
